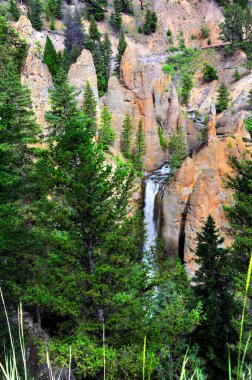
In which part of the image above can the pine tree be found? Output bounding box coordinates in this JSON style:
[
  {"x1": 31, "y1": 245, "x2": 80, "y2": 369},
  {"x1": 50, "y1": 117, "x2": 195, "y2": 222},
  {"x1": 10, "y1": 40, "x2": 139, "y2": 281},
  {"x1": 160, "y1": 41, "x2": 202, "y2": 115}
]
[
  {"x1": 180, "y1": 71, "x2": 194, "y2": 104},
  {"x1": 47, "y1": 0, "x2": 62, "y2": 19},
  {"x1": 28, "y1": 0, "x2": 43, "y2": 30},
  {"x1": 193, "y1": 216, "x2": 238, "y2": 378},
  {"x1": 9, "y1": 0, "x2": 20, "y2": 21},
  {"x1": 110, "y1": 0, "x2": 122, "y2": 30},
  {"x1": 150, "y1": 11, "x2": 158, "y2": 33},
  {"x1": 64, "y1": 9, "x2": 86, "y2": 63},
  {"x1": 168, "y1": 126, "x2": 188, "y2": 171},
  {"x1": 219, "y1": 3, "x2": 244, "y2": 52},
  {"x1": 133, "y1": 119, "x2": 145, "y2": 171},
  {"x1": 143, "y1": 10, "x2": 152, "y2": 35},
  {"x1": 86, "y1": 16, "x2": 101, "y2": 52},
  {"x1": 115, "y1": 29, "x2": 127, "y2": 76},
  {"x1": 43, "y1": 35, "x2": 58, "y2": 78},
  {"x1": 85, "y1": 0, "x2": 107, "y2": 21},
  {"x1": 36, "y1": 72, "x2": 145, "y2": 348},
  {"x1": 0, "y1": 16, "x2": 28, "y2": 71},
  {"x1": 101, "y1": 33, "x2": 112, "y2": 81},
  {"x1": 202, "y1": 63, "x2": 218, "y2": 82},
  {"x1": 0, "y1": 62, "x2": 40, "y2": 301},
  {"x1": 121, "y1": 113, "x2": 133, "y2": 158},
  {"x1": 233, "y1": 68, "x2": 240, "y2": 81},
  {"x1": 225, "y1": 154, "x2": 252, "y2": 274},
  {"x1": 121, "y1": 0, "x2": 133, "y2": 14},
  {"x1": 99, "y1": 106, "x2": 116, "y2": 150},
  {"x1": 216, "y1": 82, "x2": 230, "y2": 113},
  {"x1": 83, "y1": 81, "x2": 97, "y2": 132}
]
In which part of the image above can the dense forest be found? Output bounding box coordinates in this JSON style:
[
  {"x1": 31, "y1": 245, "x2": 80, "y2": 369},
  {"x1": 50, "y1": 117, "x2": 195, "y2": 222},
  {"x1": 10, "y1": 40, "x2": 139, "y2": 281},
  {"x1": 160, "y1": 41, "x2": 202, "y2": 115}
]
[{"x1": 0, "y1": 0, "x2": 252, "y2": 379}]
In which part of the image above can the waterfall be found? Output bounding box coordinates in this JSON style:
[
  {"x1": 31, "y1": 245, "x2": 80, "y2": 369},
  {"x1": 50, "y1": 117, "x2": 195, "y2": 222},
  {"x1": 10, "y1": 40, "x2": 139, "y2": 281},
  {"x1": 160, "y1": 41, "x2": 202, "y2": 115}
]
[{"x1": 143, "y1": 163, "x2": 170, "y2": 272}]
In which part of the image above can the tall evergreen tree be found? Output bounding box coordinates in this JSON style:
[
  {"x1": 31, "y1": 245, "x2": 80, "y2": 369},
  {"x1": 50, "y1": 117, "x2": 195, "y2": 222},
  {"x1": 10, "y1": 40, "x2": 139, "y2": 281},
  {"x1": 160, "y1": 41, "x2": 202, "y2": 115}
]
[
  {"x1": 115, "y1": 29, "x2": 127, "y2": 76},
  {"x1": 101, "y1": 33, "x2": 112, "y2": 82},
  {"x1": 28, "y1": 0, "x2": 43, "y2": 30},
  {"x1": 0, "y1": 16, "x2": 28, "y2": 71},
  {"x1": 219, "y1": 3, "x2": 245, "y2": 52},
  {"x1": 0, "y1": 62, "x2": 40, "y2": 302},
  {"x1": 43, "y1": 35, "x2": 58, "y2": 78},
  {"x1": 168, "y1": 126, "x2": 188, "y2": 171},
  {"x1": 99, "y1": 106, "x2": 116, "y2": 150},
  {"x1": 47, "y1": 0, "x2": 62, "y2": 19},
  {"x1": 36, "y1": 72, "x2": 146, "y2": 349},
  {"x1": 225, "y1": 154, "x2": 252, "y2": 274},
  {"x1": 9, "y1": 0, "x2": 20, "y2": 21},
  {"x1": 121, "y1": 113, "x2": 133, "y2": 158},
  {"x1": 64, "y1": 9, "x2": 86, "y2": 63},
  {"x1": 143, "y1": 10, "x2": 158, "y2": 35},
  {"x1": 216, "y1": 82, "x2": 230, "y2": 113},
  {"x1": 83, "y1": 81, "x2": 97, "y2": 132},
  {"x1": 192, "y1": 216, "x2": 238, "y2": 378},
  {"x1": 110, "y1": 0, "x2": 122, "y2": 30},
  {"x1": 86, "y1": 16, "x2": 101, "y2": 52},
  {"x1": 133, "y1": 119, "x2": 145, "y2": 170}
]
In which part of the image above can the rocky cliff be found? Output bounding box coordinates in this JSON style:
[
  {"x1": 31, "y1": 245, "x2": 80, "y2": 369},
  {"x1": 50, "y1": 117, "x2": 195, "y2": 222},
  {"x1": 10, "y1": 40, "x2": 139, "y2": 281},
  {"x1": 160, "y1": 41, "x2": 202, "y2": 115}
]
[{"x1": 11, "y1": 1, "x2": 252, "y2": 274}]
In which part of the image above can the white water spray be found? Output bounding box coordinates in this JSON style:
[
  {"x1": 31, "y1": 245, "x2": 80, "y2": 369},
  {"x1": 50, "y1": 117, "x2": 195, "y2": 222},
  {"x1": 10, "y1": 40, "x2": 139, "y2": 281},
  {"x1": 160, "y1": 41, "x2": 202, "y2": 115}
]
[{"x1": 143, "y1": 164, "x2": 170, "y2": 268}]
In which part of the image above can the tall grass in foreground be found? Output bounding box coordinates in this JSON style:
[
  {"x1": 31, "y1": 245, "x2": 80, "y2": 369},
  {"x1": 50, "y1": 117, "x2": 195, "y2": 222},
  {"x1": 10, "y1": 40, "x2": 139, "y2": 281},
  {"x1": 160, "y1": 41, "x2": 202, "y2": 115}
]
[{"x1": 1, "y1": 254, "x2": 252, "y2": 380}]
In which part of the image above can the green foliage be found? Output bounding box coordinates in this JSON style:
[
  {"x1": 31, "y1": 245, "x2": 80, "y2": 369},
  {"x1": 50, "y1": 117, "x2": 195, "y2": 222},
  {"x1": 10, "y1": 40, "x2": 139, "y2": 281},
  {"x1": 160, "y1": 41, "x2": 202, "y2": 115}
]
[
  {"x1": 233, "y1": 68, "x2": 241, "y2": 81},
  {"x1": 27, "y1": 0, "x2": 43, "y2": 30},
  {"x1": 64, "y1": 9, "x2": 86, "y2": 64},
  {"x1": 138, "y1": 25, "x2": 142, "y2": 33},
  {"x1": 200, "y1": 24, "x2": 210, "y2": 39},
  {"x1": 0, "y1": 16, "x2": 28, "y2": 71},
  {"x1": 47, "y1": 0, "x2": 62, "y2": 19},
  {"x1": 202, "y1": 63, "x2": 218, "y2": 82},
  {"x1": 168, "y1": 126, "x2": 188, "y2": 171},
  {"x1": 216, "y1": 82, "x2": 230, "y2": 113},
  {"x1": 0, "y1": 61, "x2": 40, "y2": 303},
  {"x1": 163, "y1": 62, "x2": 175, "y2": 77},
  {"x1": 158, "y1": 125, "x2": 168, "y2": 150},
  {"x1": 43, "y1": 35, "x2": 58, "y2": 78},
  {"x1": 132, "y1": 119, "x2": 145, "y2": 171},
  {"x1": 219, "y1": 4, "x2": 252, "y2": 53},
  {"x1": 121, "y1": 113, "x2": 134, "y2": 158},
  {"x1": 225, "y1": 154, "x2": 252, "y2": 275},
  {"x1": 193, "y1": 216, "x2": 239, "y2": 378},
  {"x1": 115, "y1": 29, "x2": 127, "y2": 76},
  {"x1": 9, "y1": 0, "x2": 20, "y2": 21},
  {"x1": 110, "y1": 0, "x2": 122, "y2": 30},
  {"x1": 86, "y1": 18, "x2": 112, "y2": 96},
  {"x1": 143, "y1": 10, "x2": 158, "y2": 35},
  {"x1": 85, "y1": 0, "x2": 108, "y2": 21},
  {"x1": 83, "y1": 81, "x2": 97, "y2": 132},
  {"x1": 179, "y1": 71, "x2": 193, "y2": 104},
  {"x1": 163, "y1": 48, "x2": 198, "y2": 104},
  {"x1": 99, "y1": 106, "x2": 116, "y2": 150}
]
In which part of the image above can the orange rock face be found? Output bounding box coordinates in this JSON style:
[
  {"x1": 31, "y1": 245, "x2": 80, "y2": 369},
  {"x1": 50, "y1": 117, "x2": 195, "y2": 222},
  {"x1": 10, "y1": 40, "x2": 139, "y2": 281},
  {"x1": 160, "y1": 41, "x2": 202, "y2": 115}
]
[{"x1": 162, "y1": 135, "x2": 248, "y2": 276}]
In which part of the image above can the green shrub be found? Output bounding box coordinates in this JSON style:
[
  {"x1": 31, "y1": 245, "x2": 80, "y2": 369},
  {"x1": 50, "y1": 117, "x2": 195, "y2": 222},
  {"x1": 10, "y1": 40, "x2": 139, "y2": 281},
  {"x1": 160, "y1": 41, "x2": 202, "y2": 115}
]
[
  {"x1": 158, "y1": 125, "x2": 168, "y2": 149},
  {"x1": 138, "y1": 25, "x2": 142, "y2": 33},
  {"x1": 202, "y1": 63, "x2": 218, "y2": 82},
  {"x1": 200, "y1": 24, "x2": 210, "y2": 39}
]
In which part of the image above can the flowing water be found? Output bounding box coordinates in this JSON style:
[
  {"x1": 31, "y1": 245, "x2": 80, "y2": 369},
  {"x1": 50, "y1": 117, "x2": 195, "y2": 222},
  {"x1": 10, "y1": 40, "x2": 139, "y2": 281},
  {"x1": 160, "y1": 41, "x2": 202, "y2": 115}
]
[{"x1": 143, "y1": 164, "x2": 171, "y2": 272}]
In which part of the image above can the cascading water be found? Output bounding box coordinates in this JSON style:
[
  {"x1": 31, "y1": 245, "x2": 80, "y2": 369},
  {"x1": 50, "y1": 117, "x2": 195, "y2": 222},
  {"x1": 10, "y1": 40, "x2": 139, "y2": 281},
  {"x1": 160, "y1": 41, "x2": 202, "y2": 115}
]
[{"x1": 143, "y1": 163, "x2": 171, "y2": 274}]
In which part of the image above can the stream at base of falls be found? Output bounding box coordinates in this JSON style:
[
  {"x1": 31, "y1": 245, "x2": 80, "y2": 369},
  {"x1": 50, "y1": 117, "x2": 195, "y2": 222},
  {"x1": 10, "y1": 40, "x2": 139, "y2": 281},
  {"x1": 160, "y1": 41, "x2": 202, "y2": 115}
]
[{"x1": 142, "y1": 163, "x2": 171, "y2": 276}]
